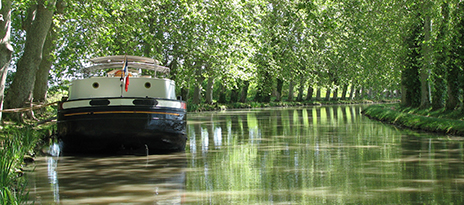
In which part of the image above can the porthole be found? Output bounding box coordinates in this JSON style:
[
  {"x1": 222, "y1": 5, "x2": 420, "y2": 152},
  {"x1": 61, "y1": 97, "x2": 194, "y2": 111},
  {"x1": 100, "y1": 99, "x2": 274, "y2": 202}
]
[
  {"x1": 92, "y1": 82, "x2": 99, "y2": 89},
  {"x1": 144, "y1": 82, "x2": 151, "y2": 88}
]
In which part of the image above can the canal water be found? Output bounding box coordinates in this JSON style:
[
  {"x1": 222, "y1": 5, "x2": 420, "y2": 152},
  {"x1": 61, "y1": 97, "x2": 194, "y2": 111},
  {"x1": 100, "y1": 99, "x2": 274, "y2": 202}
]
[{"x1": 27, "y1": 105, "x2": 464, "y2": 204}]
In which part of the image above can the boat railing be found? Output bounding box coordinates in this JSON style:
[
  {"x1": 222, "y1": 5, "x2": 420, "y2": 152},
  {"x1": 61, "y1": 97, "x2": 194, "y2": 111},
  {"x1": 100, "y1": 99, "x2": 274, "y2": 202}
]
[{"x1": 83, "y1": 55, "x2": 170, "y2": 75}]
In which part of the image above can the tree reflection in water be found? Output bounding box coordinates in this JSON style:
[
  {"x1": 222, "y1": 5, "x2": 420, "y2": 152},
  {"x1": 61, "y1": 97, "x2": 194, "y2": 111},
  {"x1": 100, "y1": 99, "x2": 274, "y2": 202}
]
[
  {"x1": 27, "y1": 105, "x2": 464, "y2": 204},
  {"x1": 185, "y1": 105, "x2": 464, "y2": 204}
]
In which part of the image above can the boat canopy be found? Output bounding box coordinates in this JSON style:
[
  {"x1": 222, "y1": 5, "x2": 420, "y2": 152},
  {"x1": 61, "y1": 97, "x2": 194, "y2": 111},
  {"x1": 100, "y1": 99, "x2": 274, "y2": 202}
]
[{"x1": 84, "y1": 55, "x2": 170, "y2": 74}]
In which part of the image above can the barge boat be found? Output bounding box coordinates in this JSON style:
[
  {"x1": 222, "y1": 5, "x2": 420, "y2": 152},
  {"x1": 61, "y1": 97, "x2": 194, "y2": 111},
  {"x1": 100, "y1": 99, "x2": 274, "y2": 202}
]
[{"x1": 57, "y1": 55, "x2": 187, "y2": 154}]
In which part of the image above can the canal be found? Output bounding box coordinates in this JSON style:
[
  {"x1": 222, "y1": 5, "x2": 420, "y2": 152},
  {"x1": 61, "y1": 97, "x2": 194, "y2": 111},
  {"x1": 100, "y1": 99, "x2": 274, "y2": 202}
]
[{"x1": 27, "y1": 105, "x2": 464, "y2": 204}]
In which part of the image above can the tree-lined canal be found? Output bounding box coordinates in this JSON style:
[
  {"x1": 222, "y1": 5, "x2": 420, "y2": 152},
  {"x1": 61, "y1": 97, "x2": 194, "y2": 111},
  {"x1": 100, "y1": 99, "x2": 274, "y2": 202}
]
[{"x1": 27, "y1": 105, "x2": 464, "y2": 204}]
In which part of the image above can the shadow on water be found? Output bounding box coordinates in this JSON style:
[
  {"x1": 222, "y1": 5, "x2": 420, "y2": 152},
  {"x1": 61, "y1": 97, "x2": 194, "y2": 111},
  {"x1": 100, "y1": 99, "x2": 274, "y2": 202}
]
[
  {"x1": 27, "y1": 105, "x2": 464, "y2": 204},
  {"x1": 27, "y1": 153, "x2": 187, "y2": 204}
]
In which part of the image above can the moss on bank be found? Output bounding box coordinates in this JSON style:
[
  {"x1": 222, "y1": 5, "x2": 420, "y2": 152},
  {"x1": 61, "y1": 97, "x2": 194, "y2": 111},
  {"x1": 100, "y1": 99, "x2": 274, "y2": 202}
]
[
  {"x1": 361, "y1": 104, "x2": 464, "y2": 136},
  {"x1": 187, "y1": 99, "x2": 398, "y2": 112}
]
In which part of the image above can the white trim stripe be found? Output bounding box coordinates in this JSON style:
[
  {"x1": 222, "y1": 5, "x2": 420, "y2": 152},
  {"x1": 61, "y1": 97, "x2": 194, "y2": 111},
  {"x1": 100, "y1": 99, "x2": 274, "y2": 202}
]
[{"x1": 62, "y1": 99, "x2": 183, "y2": 110}]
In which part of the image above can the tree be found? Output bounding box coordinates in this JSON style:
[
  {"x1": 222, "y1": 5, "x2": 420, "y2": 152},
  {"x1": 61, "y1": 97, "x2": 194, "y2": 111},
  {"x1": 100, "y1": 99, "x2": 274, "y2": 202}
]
[
  {"x1": 3, "y1": 0, "x2": 447, "y2": 115},
  {"x1": 33, "y1": 22, "x2": 56, "y2": 104},
  {"x1": 0, "y1": 0, "x2": 13, "y2": 121},
  {"x1": 402, "y1": 10, "x2": 422, "y2": 108},
  {"x1": 432, "y1": 2, "x2": 450, "y2": 110},
  {"x1": 4, "y1": 0, "x2": 57, "y2": 122},
  {"x1": 419, "y1": 0, "x2": 433, "y2": 108},
  {"x1": 446, "y1": 1, "x2": 464, "y2": 110}
]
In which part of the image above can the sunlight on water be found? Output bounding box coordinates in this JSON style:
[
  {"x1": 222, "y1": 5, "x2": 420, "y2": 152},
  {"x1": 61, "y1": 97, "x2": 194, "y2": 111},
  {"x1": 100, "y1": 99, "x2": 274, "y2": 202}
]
[
  {"x1": 48, "y1": 142, "x2": 62, "y2": 157},
  {"x1": 27, "y1": 105, "x2": 464, "y2": 204}
]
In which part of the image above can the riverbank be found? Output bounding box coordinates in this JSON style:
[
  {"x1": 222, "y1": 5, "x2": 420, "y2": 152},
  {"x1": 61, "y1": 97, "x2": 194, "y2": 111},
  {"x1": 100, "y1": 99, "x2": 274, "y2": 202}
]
[
  {"x1": 187, "y1": 99, "x2": 399, "y2": 112},
  {"x1": 0, "y1": 124, "x2": 55, "y2": 204},
  {"x1": 361, "y1": 104, "x2": 464, "y2": 136}
]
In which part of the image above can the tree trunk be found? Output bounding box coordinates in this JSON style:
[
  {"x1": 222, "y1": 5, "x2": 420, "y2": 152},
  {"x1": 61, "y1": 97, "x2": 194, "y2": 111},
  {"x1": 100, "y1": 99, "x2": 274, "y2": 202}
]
[
  {"x1": 341, "y1": 84, "x2": 348, "y2": 100},
  {"x1": 446, "y1": 67, "x2": 460, "y2": 110},
  {"x1": 355, "y1": 86, "x2": 362, "y2": 99},
  {"x1": 432, "y1": 2, "x2": 449, "y2": 110},
  {"x1": 192, "y1": 64, "x2": 203, "y2": 105},
  {"x1": 193, "y1": 84, "x2": 201, "y2": 105},
  {"x1": 275, "y1": 78, "x2": 283, "y2": 102},
  {"x1": 349, "y1": 85, "x2": 355, "y2": 100},
  {"x1": 0, "y1": 0, "x2": 13, "y2": 122},
  {"x1": 297, "y1": 75, "x2": 305, "y2": 102},
  {"x1": 230, "y1": 86, "x2": 239, "y2": 103},
  {"x1": 306, "y1": 86, "x2": 313, "y2": 101},
  {"x1": 420, "y1": 5, "x2": 432, "y2": 108},
  {"x1": 218, "y1": 82, "x2": 226, "y2": 103},
  {"x1": 205, "y1": 77, "x2": 214, "y2": 104},
  {"x1": 33, "y1": 23, "x2": 57, "y2": 104},
  {"x1": 287, "y1": 80, "x2": 294, "y2": 102},
  {"x1": 181, "y1": 87, "x2": 188, "y2": 102},
  {"x1": 4, "y1": 0, "x2": 56, "y2": 121},
  {"x1": 402, "y1": 7, "x2": 423, "y2": 108},
  {"x1": 332, "y1": 87, "x2": 338, "y2": 101},
  {"x1": 446, "y1": 2, "x2": 464, "y2": 110},
  {"x1": 315, "y1": 88, "x2": 321, "y2": 101},
  {"x1": 324, "y1": 88, "x2": 330, "y2": 101},
  {"x1": 169, "y1": 57, "x2": 178, "y2": 82},
  {"x1": 456, "y1": 2, "x2": 464, "y2": 111},
  {"x1": 255, "y1": 69, "x2": 273, "y2": 103},
  {"x1": 239, "y1": 80, "x2": 249, "y2": 103}
]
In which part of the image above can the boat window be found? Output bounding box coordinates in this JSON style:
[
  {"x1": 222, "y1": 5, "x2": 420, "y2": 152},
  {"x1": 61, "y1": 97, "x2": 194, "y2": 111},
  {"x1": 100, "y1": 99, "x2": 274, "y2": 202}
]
[
  {"x1": 145, "y1": 82, "x2": 151, "y2": 88},
  {"x1": 90, "y1": 99, "x2": 110, "y2": 106},
  {"x1": 92, "y1": 82, "x2": 99, "y2": 89}
]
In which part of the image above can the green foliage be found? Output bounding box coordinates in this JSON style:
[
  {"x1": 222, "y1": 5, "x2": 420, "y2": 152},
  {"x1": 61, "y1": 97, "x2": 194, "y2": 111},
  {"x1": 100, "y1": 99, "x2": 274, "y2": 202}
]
[
  {"x1": 432, "y1": 2, "x2": 450, "y2": 110},
  {"x1": 402, "y1": 15, "x2": 423, "y2": 108},
  {"x1": 0, "y1": 127, "x2": 40, "y2": 204},
  {"x1": 5, "y1": 0, "x2": 463, "y2": 110},
  {"x1": 446, "y1": 1, "x2": 464, "y2": 110}
]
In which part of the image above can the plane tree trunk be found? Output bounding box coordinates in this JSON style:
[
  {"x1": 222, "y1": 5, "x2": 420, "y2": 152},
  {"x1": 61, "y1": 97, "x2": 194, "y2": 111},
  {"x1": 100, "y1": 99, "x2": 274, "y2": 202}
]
[
  {"x1": 205, "y1": 77, "x2": 214, "y2": 104},
  {"x1": 0, "y1": 0, "x2": 13, "y2": 121},
  {"x1": 4, "y1": 0, "x2": 57, "y2": 122},
  {"x1": 33, "y1": 22, "x2": 57, "y2": 104},
  {"x1": 239, "y1": 80, "x2": 249, "y2": 103},
  {"x1": 306, "y1": 86, "x2": 313, "y2": 101}
]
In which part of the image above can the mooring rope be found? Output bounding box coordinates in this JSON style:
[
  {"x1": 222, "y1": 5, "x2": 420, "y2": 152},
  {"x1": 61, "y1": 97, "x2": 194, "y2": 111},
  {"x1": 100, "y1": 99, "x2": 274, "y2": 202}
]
[{"x1": 0, "y1": 101, "x2": 59, "y2": 113}]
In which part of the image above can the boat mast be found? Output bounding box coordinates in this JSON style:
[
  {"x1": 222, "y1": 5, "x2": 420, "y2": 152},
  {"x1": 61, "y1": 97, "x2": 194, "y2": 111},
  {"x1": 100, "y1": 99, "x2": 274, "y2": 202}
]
[{"x1": 120, "y1": 55, "x2": 128, "y2": 97}]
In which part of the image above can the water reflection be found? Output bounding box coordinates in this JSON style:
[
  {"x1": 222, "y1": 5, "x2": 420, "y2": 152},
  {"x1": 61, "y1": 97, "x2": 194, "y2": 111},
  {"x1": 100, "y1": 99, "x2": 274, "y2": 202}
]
[
  {"x1": 185, "y1": 106, "x2": 464, "y2": 204},
  {"x1": 27, "y1": 105, "x2": 464, "y2": 204},
  {"x1": 47, "y1": 157, "x2": 60, "y2": 203},
  {"x1": 28, "y1": 154, "x2": 187, "y2": 204}
]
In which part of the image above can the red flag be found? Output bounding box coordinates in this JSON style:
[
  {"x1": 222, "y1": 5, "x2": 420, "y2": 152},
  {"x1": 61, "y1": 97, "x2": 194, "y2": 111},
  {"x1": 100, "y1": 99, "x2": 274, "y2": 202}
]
[{"x1": 125, "y1": 75, "x2": 129, "y2": 92}]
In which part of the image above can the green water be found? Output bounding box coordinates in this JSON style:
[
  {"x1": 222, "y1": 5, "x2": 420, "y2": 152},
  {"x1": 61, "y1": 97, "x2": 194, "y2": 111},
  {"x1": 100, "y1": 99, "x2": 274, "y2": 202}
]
[{"x1": 27, "y1": 105, "x2": 464, "y2": 204}]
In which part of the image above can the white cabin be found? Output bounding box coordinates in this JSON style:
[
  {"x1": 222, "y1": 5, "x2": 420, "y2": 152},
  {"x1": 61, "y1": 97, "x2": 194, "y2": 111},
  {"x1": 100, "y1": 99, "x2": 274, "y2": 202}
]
[
  {"x1": 67, "y1": 55, "x2": 177, "y2": 101},
  {"x1": 68, "y1": 77, "x2": 177, "y2": 100}
]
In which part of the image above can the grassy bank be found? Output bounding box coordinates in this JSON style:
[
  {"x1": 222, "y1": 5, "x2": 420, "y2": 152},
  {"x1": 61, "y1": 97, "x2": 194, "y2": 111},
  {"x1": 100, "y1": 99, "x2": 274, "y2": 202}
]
[
  {"x1": 362, "y1": 104, "x2": 464, "y2": 136},
  {"x1": 0, "y1": 125, "x2": 54, "y2": 204},
  {"x1": 187, "y1": 99, "x2": 398, "y2": 112}
]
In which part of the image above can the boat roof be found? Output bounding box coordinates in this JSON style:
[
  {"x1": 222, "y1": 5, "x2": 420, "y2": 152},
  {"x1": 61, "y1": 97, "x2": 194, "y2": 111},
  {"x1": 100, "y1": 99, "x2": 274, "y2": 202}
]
[{"x1": 84, "y1": 55, "x2": 170, "y2": 74}]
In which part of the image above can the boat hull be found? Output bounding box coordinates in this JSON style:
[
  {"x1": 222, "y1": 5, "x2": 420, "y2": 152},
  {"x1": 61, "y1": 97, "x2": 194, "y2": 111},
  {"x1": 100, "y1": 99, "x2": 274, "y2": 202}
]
[{"x1": 57, "y1": 100, "x2": 187, "y2": 155}]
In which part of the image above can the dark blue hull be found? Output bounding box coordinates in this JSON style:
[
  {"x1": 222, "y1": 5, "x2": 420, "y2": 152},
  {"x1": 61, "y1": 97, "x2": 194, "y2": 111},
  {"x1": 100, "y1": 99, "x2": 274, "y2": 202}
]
[{"x1": 57, "y1": 100, "x2": 187, "y2": 155}]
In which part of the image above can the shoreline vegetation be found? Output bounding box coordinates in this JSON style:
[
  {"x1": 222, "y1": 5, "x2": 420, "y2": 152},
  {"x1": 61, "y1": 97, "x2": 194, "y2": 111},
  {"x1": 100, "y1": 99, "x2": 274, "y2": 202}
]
[
  {"x1": 0, "y1": 124, "x2": 54, "y2": 204},
  {"x1": 361, "y1": 104, "x2": 464, "y2": 136},
  {"x1": 186, "y1": 99, "x2": 398, "y2": 112},
  {"x1": 191, "y1": 100, "x2": 464, "y2": 136}
]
